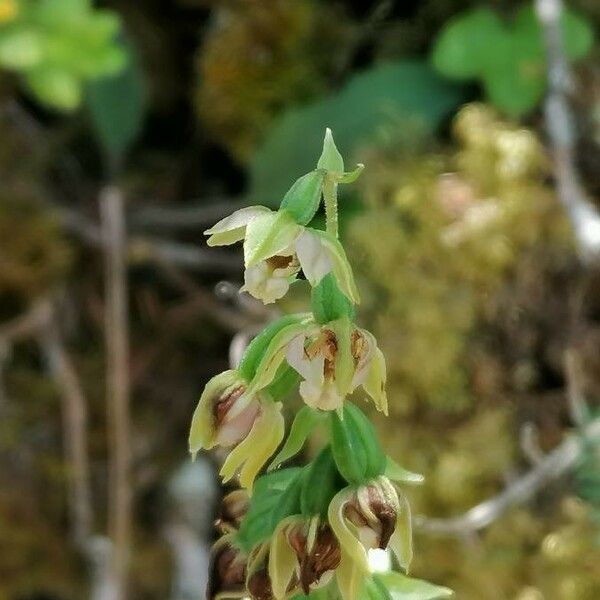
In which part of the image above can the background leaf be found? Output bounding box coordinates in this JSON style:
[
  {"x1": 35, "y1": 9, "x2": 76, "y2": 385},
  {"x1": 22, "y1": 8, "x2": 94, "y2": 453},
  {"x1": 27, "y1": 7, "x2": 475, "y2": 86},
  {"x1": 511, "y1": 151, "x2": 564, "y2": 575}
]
[
  {"x1": 248, "y1": 60, "x2": 465, "y2": 204},
  {"x1": 87, "y1": 37, "x2": 146, "y2": 173}
]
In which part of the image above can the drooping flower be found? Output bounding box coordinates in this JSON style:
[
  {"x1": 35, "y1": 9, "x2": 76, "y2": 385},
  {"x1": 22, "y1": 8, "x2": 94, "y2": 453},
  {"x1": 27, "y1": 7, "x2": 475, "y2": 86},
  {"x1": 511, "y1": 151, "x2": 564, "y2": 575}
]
[
  {"x1": 189, "y1": 370, "x2": 284, "y2": 490},
  {"x1": 245, "y1": 317, "x2": 387, "y2": 414},
  {"x1": 208, "y1": 535, "x2": 248, "y2": 600},
  {"x1": 204, "y1": 206, "x2": 359, "y2": 305},
  {"x1": 328, "y1": 477, "x2": 413, "y2": 579},
  {"x1": 269, "y1": 516, "x2": 341, "y2": 599}
]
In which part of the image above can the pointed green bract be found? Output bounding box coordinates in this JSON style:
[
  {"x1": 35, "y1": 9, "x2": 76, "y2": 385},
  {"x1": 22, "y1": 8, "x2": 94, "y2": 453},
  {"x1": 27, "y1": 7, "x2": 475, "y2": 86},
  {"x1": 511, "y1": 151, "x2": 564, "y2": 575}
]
[
  {"x1": 269, "y1": 406, "x2": 324, "y2": 470},
  {"x1": 385, "y1": 457, "x2": 425, "y2": 486},
  {"x1": 300, "y1": 446, "x2": 340, "y2": 518},
  {"x1": 311, "y1": 274, "x2": 355, "y2": 324},
  {"x1": 317, "y1": 128, "x2": 344, "y2": 174},
  {"x1": 238, "y1": 314, "x2": 311, "y2": 382},
  {"x1": 280, "y1": 170, "x2": 324, "y2": 226}
]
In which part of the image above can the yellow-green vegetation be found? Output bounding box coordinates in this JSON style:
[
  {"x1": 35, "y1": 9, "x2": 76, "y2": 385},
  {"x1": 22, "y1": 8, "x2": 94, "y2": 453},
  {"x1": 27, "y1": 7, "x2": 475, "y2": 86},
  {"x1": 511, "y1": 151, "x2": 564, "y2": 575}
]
[
  {"x1": 196, "y1": 0, "x2": 353, "y2": 161},
  {"x1": 345, "y1": 103, "x2": 600, "y2": 598},
  {"x1": 350, "y1": 103, "x2": 572, "y2": 414}
]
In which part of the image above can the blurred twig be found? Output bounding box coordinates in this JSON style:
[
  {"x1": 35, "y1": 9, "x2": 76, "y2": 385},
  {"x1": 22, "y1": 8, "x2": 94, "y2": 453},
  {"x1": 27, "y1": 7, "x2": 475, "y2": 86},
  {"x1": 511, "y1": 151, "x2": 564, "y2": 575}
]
[
  {"x1": 129, "y1": 199, "x2": 245, "y2": 231},
  {"x1": 415, "y1": 416, "x2": 600, "y2": 536},
  {"x1": 38, "y1": 304, "x2": 93, "y2": 550},
  {"x1": 100, "y1": 186, "x2": 132, "y2": 600},
  {"x1": 56, "y1": 206, "x2": 241, "y2": 274},
  {"x1": 535, "y1": 0, "x2": 600, "y2": 259}
]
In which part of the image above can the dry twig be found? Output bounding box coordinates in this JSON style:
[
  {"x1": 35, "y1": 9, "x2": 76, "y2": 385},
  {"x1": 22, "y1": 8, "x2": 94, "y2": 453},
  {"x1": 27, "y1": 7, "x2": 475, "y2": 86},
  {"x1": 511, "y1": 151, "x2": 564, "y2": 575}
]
[{"x1": 101, "y1": 186, "x2": 132, "y2": 599}]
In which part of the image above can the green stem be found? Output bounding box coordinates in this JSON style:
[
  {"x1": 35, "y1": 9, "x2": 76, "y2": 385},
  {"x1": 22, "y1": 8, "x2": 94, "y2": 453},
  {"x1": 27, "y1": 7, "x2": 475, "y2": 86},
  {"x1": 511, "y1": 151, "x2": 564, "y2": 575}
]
[{"x1": 323, "y1": 176, "x2": 339, "y2": 238}]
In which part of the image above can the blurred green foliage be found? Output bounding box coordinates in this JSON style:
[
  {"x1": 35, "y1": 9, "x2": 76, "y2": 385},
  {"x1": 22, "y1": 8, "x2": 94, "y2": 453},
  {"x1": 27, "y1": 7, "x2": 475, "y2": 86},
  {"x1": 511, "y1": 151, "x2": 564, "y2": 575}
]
[
  {"x1": 431, "y1": 3, "x2": 594, "y2": 116},
  {"x1": 0, "y1": 0, "x2": 127, "y2": 110},
  {"x1": 249, "y1": 61, "x2": 466, "y2": 205}
]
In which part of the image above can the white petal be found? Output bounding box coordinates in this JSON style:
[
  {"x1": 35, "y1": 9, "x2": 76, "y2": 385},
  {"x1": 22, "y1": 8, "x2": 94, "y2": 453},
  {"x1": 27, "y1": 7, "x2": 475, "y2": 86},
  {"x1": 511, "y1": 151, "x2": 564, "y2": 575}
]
[
  {"x1": 285, "y1": 334, "x2": 324, "y2": 386},
  {"x1": 295, "y1": 229, "x2": 333, "y2": 286}
]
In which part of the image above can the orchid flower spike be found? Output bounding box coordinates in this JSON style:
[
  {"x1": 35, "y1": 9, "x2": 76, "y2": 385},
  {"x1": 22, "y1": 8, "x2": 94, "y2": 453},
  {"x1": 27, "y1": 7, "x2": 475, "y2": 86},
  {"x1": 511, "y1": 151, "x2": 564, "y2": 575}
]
[{"x1": 189, "y1": 370, "x2": 284, "y2": 490}]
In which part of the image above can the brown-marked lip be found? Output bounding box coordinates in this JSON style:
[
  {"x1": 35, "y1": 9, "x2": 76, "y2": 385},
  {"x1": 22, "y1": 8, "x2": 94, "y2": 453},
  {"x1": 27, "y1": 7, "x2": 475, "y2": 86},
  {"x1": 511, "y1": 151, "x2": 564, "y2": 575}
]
[
  {"x1": 247, "y1": 566, "x2": 274, "y2": 600},
  {"x1": 266, "y1": 254, "x2": 295, "y2": 270},
  {"x1": 213, "y1": 385, "x2": 246, "y2": 425},
  {"x1": 288, "y1": 524, "x2": 341, "y2": 594},
  {"x1": 208, "y1": 541, "x2": 246, "y2": 599}
]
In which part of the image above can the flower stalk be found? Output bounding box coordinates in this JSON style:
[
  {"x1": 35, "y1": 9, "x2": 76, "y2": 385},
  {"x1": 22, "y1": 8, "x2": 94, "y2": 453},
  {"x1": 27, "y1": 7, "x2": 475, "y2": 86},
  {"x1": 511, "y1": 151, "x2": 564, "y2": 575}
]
[{"x1": 191, "y1": 129, "x2": 452, "y2": 600}]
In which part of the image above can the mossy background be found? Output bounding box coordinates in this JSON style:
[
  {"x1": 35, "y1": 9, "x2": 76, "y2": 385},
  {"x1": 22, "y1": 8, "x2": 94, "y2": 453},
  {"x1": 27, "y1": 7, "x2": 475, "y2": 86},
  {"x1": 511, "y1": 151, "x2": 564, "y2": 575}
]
[{"x1": 2, "y1": 1, "x2": 600, "y2": 598}]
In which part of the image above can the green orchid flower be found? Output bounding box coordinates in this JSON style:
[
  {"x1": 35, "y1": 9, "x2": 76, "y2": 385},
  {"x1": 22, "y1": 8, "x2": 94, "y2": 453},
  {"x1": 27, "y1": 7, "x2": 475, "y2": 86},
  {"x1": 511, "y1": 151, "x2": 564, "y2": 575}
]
[
  {"x1": 269, "y1": 515, "x2": 340, "y2": 599},
  {"x1": 328, "y1": 476, "x2": 413, "y2": 600},
  {"x1": 189, "y1": 369, "x2": 284, "y2": 490},
  {"x1": 205, "y1": 206, "x2": 359, "y2": 305},
  {"x1": 245, "y1": 316, "x2": 387, "y2": 414}
]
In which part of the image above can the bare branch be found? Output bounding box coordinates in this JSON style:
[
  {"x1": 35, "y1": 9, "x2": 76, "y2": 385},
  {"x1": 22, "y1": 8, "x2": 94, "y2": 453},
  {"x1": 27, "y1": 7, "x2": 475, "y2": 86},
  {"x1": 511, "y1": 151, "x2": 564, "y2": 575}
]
[
  {"x1": 129, "y1": 199, "x2": 244, "y2": 231},
  {"x1": 0, "y1": 299, "x2": 52, "y2": 344},
  {"x1": 535, "y1": 0, "x2": 600, "y2": 259},
  {"x1": 38, "y1": 309, "x2": 93, "y2": 549},
  {"x1": 414, "y1": 416, "x2": 600, "y2": 536},
  {"x1": 55, "y1": 206, "x2": 240, "y2": 274},
  {"x1": 100, "y1": 186, "x2": 132, "y2": 600}
]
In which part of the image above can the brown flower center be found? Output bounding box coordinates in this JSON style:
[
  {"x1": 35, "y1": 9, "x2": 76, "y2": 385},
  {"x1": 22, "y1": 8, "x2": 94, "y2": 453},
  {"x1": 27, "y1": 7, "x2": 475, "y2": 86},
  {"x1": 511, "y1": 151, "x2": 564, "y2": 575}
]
[
  {"x1": 213, "y1": 385, "x2": 246, "y2": 426},
  {"x1": 266, "y1": 254, "x2": 295, "y2": 270}
]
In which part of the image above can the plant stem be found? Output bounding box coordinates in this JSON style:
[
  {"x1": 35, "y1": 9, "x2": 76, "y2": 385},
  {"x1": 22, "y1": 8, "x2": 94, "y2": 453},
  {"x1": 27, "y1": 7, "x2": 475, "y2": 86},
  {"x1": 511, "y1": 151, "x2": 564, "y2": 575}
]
[{"x1": 323, "y1": 176, "x2": 339, "y2": 238}]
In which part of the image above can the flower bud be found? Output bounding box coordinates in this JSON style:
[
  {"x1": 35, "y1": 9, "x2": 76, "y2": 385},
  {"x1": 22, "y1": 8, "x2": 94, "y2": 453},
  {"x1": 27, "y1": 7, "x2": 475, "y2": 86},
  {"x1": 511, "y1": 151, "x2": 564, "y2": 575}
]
[
  {"x1": 346, "y1": 477, "x2": 399, "y2": 550},
  {"x1": 216, "y1": 489, "x2": 250, "y2": 535},
  {"x1": 208, "y1": 537, "x2": 247, "y2": 600}
]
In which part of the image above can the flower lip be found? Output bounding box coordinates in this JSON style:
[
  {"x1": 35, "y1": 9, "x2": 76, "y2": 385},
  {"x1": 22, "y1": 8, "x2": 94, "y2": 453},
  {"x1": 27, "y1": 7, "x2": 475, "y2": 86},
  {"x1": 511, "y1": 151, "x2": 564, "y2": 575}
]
[{"x1": 288, "y1": 523, "x2": 341, "y2": 594}]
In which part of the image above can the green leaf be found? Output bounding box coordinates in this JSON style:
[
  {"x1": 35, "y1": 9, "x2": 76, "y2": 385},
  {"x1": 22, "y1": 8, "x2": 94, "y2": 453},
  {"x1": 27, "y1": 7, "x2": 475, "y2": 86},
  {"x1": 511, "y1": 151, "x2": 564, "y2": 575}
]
[
  {"x1": 87, "y1": 37, "x2": 146, "y2": 172},
  {"x1": 0, "y1": 29, "x2": 43, "y2": 69},
  {"x1": 317, "y1": 128, "x2": 344, "y2": 173},
  {"x1": 300, "y1": 446, "x2": 341, "y2": 517},
  {"x1": 311, "y1": 273, "x2": 356, "y2": 324},
  {"x1": 238, "y1": 314, "x2": 309, "y2": 382},
  {"x1": 374, "y1": 572, "x2": 453, "y2": 600},
  {"x1": 269, "y1": 406, "x2": 324, "y2": 470},
  {"x1": 25, "y1": 67, "x2": 82, "y2": 111},
  {"x1": 249, "y1": 61, "x2": 466, "y2": 204},
  {"x1": 265, "y1": 363, "x2": 301, "y2": 401},
  {"x1": 243, "y1": 209, "x2": 302, "y2": 267},
  {"x1": 237, "y1": 468, "x2": 303, "y2": 552},
  {"x1": 431, "y1": 8, "x2": 507, "y2": 79},
  {"x1": 280, "y1": 170, "x2": 324, "y2": 226}
]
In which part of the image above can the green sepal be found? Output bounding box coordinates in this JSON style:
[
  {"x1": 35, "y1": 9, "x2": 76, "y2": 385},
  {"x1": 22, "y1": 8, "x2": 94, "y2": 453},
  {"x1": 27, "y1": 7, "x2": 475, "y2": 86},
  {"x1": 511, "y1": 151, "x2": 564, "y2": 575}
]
[
  {"x1": 344, "y1": 403, "x2": 386, "y2": 480},
  {"x1": 373, "y1": 572, "x2": 453, "y2": 599},
  {"x1": 243, "y1": 208, "x2": 302, "y2": 267},
  {"x1": 269, "y1": 406, "x2": 325, "y2": 471},
  {"x1": 238, "y1": 314, "x2": 309, "y2": 382},
  {"x1": 236, "y1": 468, "x2": 303, "y2": 552},
  {"x1": 329, "y1": 406, "x2": 368, "y2": 485},
  {"x1": 311, "y1": 273, "x2": 355, "y2": 324},
  {"x1": 364, "y1": 576, "x2": 392, "y2": 600},
  {"x1": 385, "y1": 457, "x2": 425, "y2": 486},
  {"x1": 280, "y1": 170, "x2": 324, "y2": 226},
  {"x1": 300, "y1": 446, "x2": 342, "y2": 518},
  {"x1": 317, "y1": 128, "x2": 344, "y2": 173}
]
